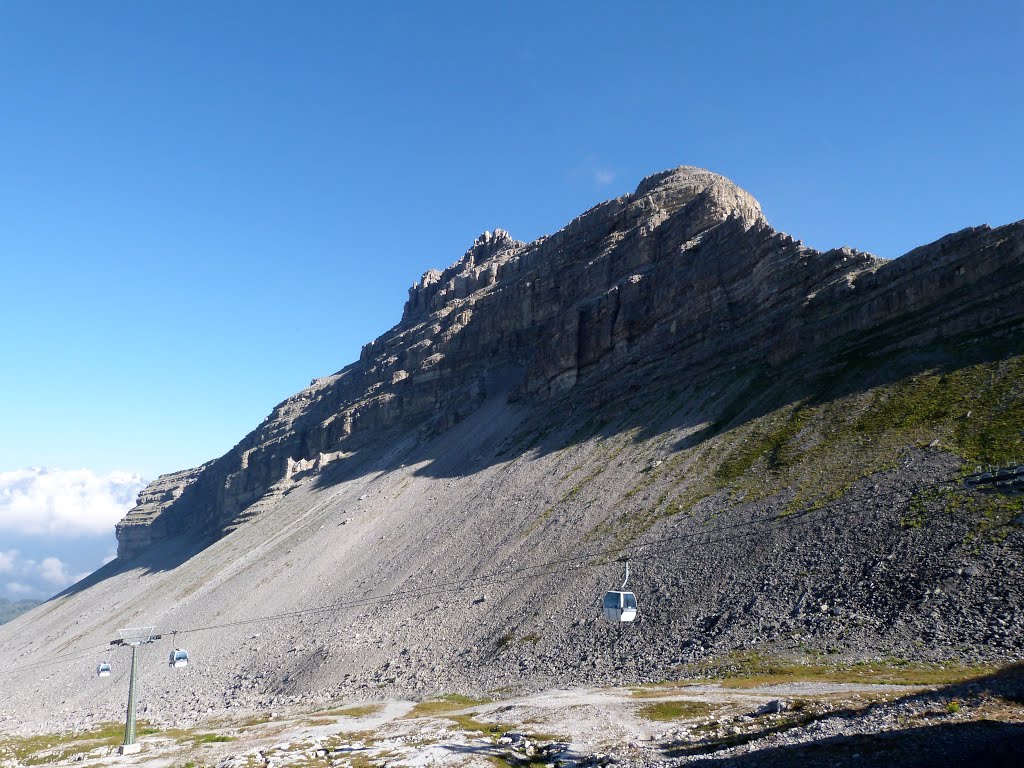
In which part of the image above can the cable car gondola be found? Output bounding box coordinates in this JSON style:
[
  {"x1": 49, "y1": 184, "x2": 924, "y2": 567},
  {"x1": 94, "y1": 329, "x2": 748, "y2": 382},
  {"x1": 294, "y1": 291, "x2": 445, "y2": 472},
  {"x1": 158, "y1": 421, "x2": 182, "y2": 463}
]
[
  {"x1": 602, "y1": 559, "x2": 638, "y2": 623},
  {"x1": 96, "y1": 662, "x2": 111, "y2": 678},
  {"x1": 169, "y1": 648, "x2": 189, "y2": 668}
]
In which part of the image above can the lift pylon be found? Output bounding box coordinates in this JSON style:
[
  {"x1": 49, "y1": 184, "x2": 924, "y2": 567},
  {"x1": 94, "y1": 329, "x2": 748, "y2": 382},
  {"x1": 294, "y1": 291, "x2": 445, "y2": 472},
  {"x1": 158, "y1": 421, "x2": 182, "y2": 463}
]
[{"x1": 111, "y1": 627, "x2": 161, "y2": 755}]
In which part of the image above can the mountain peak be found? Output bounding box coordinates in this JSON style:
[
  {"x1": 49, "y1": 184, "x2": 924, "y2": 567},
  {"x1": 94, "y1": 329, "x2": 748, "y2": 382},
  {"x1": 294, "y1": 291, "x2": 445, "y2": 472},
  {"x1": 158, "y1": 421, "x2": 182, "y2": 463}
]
[
  {"x1": 112, "y1": 165, "x2": 1023, "y2": 572},
  {"x1": 633, "y1": 165, "x2": 765, "y2": 229}
]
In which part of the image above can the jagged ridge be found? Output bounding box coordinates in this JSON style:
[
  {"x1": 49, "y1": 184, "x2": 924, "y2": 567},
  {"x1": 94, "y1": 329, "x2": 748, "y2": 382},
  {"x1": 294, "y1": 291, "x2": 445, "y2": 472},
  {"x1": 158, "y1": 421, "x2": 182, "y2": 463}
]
[{"x1": 116, "y1": 166, "x2": 1023, "y2": 558}]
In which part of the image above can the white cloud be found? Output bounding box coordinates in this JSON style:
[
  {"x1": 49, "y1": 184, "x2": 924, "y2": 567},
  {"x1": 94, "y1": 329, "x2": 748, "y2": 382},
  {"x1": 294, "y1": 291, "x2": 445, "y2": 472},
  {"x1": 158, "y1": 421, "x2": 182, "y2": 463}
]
[
  {"x1": 0, "y1": 467, "x2": 145, "y2": 537},
  {"x1": 39, "y1": 557, "x2": 75, "y2": 587},
  {"x1": 593, "y1": 169, "x2": 616, "y2": 185},
  {"x1": 5, "y1": 581, "x2": 35, "y2": 597},
  {"x1": 1, "y1": 552, "x2": 94, "y2": 596}
]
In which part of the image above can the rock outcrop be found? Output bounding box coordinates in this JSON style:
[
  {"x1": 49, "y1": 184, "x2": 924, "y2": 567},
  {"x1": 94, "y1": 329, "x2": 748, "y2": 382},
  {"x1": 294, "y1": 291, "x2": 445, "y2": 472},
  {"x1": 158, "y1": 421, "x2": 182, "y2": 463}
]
[
  {"x1": 115, "y1": 166, "x2": 1024, "y2": 558},
  {"x1": 115, "y1": 464, "x2": 210, "y2": 559}
]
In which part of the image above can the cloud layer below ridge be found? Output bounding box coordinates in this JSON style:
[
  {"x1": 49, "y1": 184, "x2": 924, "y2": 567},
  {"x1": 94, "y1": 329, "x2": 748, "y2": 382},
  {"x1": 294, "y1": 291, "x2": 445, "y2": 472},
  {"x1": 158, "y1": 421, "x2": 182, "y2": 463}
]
[
  {"x1": 0, "y1": 467, "x2": 145, "y2": 537},
  {"x1": 0, "y1": 467, "x2": 145, "y2": 599}
]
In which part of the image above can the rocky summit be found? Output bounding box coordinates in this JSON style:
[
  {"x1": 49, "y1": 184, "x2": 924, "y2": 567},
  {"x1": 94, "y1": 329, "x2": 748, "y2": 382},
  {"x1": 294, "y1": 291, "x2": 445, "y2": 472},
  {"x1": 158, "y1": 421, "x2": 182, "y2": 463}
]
[{"x1": 2, "y1": 167, "x2": 1023, "y2": 737}]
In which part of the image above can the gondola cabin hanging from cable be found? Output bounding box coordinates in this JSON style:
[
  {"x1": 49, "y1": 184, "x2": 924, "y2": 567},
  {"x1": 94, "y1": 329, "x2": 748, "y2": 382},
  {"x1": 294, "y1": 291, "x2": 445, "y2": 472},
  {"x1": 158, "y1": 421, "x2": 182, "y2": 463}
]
[
  {"x1": 602, "y1": 559, "x2": 638, "y2": 622},
  {"x1": 96, "y1": 662, "x2": 111, "y2": 678},
  {"x1": 168, "y1": 648, "x2": 189, "y2": 668}
]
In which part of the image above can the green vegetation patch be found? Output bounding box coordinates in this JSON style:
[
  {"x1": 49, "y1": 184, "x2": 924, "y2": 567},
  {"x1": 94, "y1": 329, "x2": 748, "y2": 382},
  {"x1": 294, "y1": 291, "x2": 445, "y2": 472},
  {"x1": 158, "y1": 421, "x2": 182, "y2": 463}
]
[
  {"x1": 445, "y1": 713, "x2": 506, "y2": 735},
  {"x1": 676, "y1": 651, "x2": 999, "y2": 688},
  {"x1": 400, "y1": 696, "x2": 544, "y2": 742},
  {"x1": 715, "y1": 402, "x2": 810, "y2": 484},
  {"x1": 906, "y1": 486, "x2": 1023, "y2": 544},
  {"x1": 189, "y1": 732, "x2": 236, "y2": 744},
  {"x1": 616, "y1": 353, "x2": 1024, "y2": 541},
  {"x1": 0, "y1": 722, "x2": 126, "y2": 765},
  {"x1": 636, "y1": 700, "x2": 716, "y2": 721},
  {"x1": 403, "y1": 693, "x2": 492, "y2": 719},
  {"x1": 852, "y1": 357, "x2": 1024, "y2": 464},
  {"x1": 323, "y1": 703, "x2": 384, "y2": 718},
  {"x1": 496, "y1": 630, "x2": 543, "y2": 651}
]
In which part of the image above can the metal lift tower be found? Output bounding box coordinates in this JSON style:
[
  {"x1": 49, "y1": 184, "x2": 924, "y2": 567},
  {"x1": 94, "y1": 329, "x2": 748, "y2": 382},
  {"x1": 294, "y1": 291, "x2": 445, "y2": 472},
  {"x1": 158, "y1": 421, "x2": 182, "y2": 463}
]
[{"x1": 111, "y1": 627, "x2": 161, "y2": 755}]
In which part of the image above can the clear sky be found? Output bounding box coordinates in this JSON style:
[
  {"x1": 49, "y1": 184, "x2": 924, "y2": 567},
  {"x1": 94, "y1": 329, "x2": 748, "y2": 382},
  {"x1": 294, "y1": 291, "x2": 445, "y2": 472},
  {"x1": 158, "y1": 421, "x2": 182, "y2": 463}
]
[{"x1": 1, "y1": 1, "x2": 1022, "y2": 597}]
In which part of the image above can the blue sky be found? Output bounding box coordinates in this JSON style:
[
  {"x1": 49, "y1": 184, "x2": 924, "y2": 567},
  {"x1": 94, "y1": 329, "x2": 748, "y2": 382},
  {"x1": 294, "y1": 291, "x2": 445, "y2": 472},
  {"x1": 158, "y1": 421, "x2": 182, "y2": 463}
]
[{"x1": 0, "y1": 1, "x2": 1021, "y2": 597}]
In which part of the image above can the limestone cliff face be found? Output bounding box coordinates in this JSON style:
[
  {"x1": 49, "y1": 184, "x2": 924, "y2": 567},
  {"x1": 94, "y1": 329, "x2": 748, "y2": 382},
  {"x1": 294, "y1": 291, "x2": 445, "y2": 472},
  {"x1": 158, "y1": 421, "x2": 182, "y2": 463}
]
[{"x1": 115, "y1": 166, "x2": 1024, "y2": 558}]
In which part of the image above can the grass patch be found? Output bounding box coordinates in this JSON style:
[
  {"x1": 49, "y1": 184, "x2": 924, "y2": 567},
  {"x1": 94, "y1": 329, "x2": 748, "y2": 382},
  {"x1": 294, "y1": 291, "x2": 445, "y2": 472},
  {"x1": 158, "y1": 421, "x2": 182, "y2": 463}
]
[
  {"x1": 852, "y1": 357, "x2": 1024, "y2": 465},
  {"x1": 446, "y1": 713, "x2": 506, "y2": 735},
  {"x1": 496, "y1": 631, "x2": 542, "y2": 651},
  {"x1": 676, "y1": 651, "x2": 999, "y2": 688},
  {"x1": 404, "y1": 693, "x2": 492, "y2": 719},
  {"x1": 0, "y1": 722, "x2": 126, "y2": 765},
  {"x1": 571, "y1": 352, "x2": 1024, "y2": 562},
  {"x1": 650, "y1": 354, "x2": 1022, "y2": 535},
  {"x1": 189, "y1": 732, "x2": 235, "y2": 744},
  {"x1": 636, "y1": 700, "x2": 716, "y2": 721},
  {"x1": 322, "y1": 703, "x2": 384, "y2": 718},
  {"x1": 715, "y1": 402, "x2": 810, "y2": 484},
  {"x1": 402, "y1": 701, "x2": 538, "y2": 741},
  {"x1": 906, "y1": 486, "x2": 1022, "y2": 545}
]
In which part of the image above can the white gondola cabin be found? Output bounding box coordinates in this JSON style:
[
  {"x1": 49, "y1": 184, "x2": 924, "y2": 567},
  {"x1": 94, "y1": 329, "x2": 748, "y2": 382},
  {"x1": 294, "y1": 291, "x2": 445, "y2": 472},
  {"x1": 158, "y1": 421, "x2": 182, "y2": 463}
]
[
  {"x1": 602, "y1": 559, "x2": 638, "y2": 623},
  {"x1": 96, "y1": 662, "x2": 111, "y2": 678},
  {"x1": 169, "y1": 648, "x2": 189, "y2": 668},
  {"x1": 603, "y1": 590, "x2": 638, "y2": 622}
]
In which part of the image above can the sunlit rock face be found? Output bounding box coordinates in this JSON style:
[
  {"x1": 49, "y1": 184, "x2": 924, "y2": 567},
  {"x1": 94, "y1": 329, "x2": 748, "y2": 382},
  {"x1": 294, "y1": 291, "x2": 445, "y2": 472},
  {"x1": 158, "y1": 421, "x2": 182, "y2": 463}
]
[{"x1": 114, "y1": 166, "x2": 1024, "y2": 556}]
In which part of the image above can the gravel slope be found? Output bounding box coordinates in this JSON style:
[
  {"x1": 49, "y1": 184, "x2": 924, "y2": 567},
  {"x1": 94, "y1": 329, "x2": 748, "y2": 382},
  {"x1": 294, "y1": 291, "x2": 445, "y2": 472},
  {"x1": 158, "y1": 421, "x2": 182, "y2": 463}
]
[{"x1": 2, "y1": 368, "x2": 1021, "y2": 734}]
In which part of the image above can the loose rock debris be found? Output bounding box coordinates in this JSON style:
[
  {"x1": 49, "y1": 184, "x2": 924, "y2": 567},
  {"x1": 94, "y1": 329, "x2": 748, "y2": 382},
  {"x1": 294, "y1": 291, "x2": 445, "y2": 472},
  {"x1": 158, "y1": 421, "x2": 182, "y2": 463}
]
[{"x1": 5, "y1": 672, "x2": 1020, "y2": 768}]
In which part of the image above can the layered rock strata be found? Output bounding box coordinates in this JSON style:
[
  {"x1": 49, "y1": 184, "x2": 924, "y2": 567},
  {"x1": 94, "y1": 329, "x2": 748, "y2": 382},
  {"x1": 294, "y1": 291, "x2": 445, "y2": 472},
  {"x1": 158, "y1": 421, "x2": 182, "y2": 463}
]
[{"x1": 115, "y1": 166, "x2": 1024, "y2": 558}]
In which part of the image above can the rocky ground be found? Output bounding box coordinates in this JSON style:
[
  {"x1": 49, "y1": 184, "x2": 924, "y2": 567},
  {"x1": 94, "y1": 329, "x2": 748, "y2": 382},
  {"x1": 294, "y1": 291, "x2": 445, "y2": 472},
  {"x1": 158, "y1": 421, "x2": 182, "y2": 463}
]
[
  {"x1": 2, "y1": 663, "x2": 1021, "y2": 767},
  {"x1": 1, "y1": 372, "x2": 1022, "y2": 733}
]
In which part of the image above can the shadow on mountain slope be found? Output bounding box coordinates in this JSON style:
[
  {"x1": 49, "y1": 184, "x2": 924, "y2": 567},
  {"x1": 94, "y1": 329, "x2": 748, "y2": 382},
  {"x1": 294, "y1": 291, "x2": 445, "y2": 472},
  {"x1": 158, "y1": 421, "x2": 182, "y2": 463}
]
[
  {"x1": 85, "y1": 264, "x2": 1024, "y2": 590},
  {"x1": 671, "y1": 321, "x2": 1023, "y2": 454},
  {"x1": 668, "y1": 664, "x2": 1024, "y2": 767},
  {"x1": 679, "y1": 720, "x2": 1023, "y2": 768},
  {"x1": 71, "y1": 320, "x2": 1021, "y2": 592},
  {"x1": 387, "y1": 314, "x2": 1024, "y2": 485}
]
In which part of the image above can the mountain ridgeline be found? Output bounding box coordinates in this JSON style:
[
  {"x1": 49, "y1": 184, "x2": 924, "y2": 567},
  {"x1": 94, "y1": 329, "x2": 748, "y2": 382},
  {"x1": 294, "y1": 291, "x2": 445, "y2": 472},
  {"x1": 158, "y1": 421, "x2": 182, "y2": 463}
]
[
  {"x1": 115, "y1": 167, "x2": 1024, "y2": 559},
  {"x1": 2, "y1": 167, "x2": 1021, "y2": 727}
]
